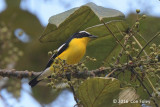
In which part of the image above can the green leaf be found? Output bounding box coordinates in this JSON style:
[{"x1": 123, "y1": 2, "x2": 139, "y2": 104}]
[
  {"x1": 127, "y1": 14, "x2": 160, "y2": 44},
  {"x1": 77, "y1": 77, "x2": 120, "y2": 107},
  {"x1": 85, "y1": 20, "x2": 127, "y2": 69},
  {"x1": 117, "y1": 69, "x2": 158, "y2": 100},
  {"x1": 39, "y1": 2, "x2": 126, "y2": 42},
  {"x1": 38, "y1": 2, "x2": 129, "y2": 70}
]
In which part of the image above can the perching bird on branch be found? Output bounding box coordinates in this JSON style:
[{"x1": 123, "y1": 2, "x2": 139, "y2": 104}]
[{"x1": 29, "y1": 31, "x2": 97, "y2": 87}]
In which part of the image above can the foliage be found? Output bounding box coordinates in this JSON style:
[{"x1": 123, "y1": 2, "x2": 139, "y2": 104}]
[
  {"x1": 127, "y1": 13, "x2": 160, "y2": 44},
  {"x1": 39, "y1": 2, "x2": 125, "y2": 43},
  {"x1": 0, "y1": 1, "x2": 160, "y2": 107},
  {"x1": 0, "y1": 24, "x2": 23, "y2": 68},
  {"x1": 77, "y1": 77, "x2": 120, "y2": 107},
  {"x1": 0, "y1": 24, "x2": 22, "y2": 98},
  {"x1": 39, "y1": 2, "x2": 128, "y2": 70},
  {"x1": 45, "y1": 10, "x2": 160, "y2": 107}
]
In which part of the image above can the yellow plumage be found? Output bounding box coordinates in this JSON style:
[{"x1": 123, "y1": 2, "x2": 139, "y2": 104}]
[
  {"x1": 49, "y1": 37, "x2": 90, "y2": 71},
  {"x1": 57, "y1": 37, "x2": 90, "y2": 64},
  {"x1": 38, "y1": 37, "x2": 90, "y2": 80},
  {"x1": 29, "y1": 31, "x2": 97, "y2": 87}
]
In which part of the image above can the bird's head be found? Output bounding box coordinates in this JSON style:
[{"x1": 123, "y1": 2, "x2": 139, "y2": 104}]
[
  {"x1": 71, "y1": 31, "x2": 98, "y2": 44},
  {"x1": 68, "y1": 31, "x2": 98, "y2": 45},
  {"x1": 73, "y1": 31, "x2": 98, "y2": 39}
]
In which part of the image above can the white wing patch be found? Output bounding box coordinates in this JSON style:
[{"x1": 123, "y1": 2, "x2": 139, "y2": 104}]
[
  {"x1": 57, "y1": 43, "x2": 66, "y2": 51},
  {"x1": 37, "y1": 67, "x2": 51, "y2": 80},
  {"x1": 79, "y1": 31, "x2": 90, "y2": 35}
]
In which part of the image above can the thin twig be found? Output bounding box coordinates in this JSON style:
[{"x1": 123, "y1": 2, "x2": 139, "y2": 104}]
[
  {"x1": 156, "y1": 74, "x2": 160, "y2": 80},
  {"x1": 101, "y1": 20, "x2": 159, "y2": 107},
  {"x1": 115, "y1": 25, "x2": 125, "y2": 37},
  {"x1": 132, "y1": 68, "x2": 152, "y2": 97},
  {"x1": 137, "y1": 32, "x2": 160, "y2": 58},
  {"x1": 114, "y1": 25, "x2": 130, "y2": 64},
  {"x1": 137, "y1": 32, "x2": 147, "y2": 42},
  {"x1": 131, "y1": 68, "x2": 159, "y2": 107},
  {"x1": 145, "y1": 74, "x2": 157, "y2": 93},
  {"x1": 66, "y1": 73, "x2": 79, "y2": 104},
  {"x1": 101, "y1": 19, "x2": 126, "y2": 51},
  {"x1": 132, "y1": 36, "x2": 148, "y2": 57},
  {"x1": 105, "y1": 69, "x2": 117, "y2": 77}
]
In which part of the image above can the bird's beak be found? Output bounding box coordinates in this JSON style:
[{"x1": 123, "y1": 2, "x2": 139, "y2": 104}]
[{"x1": 89, "y1": 35, "x2": 98, "y2": 38}]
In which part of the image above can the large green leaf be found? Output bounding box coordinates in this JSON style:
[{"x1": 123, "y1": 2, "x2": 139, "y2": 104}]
[
  {"x1": 77, "y1": 77, "x2": 120, "y2": 107},
  {"x1": 127, "y1": 14, "x2": 160, "y2": 44},
  {"x1": 77, "y1": 78, "x2": 142, "y2": 107},
  {"x1": 85, "y1": 20, "x2": 127, "y2": 69},
  {"x1": 39, "y1": 2, "x2": 128, "y2": 70},
  {"x1": 39, "y1": 2, "x2": 126, "y2": 42}
]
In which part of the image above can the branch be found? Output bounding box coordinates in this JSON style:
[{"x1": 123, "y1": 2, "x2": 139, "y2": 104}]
[
  {"x1": 0, "y1": 69, "x2": 41, "y2": 78},
  {"x1": 132, "y1": 36, "x2": 148, "y2": 57},
  {"x1": 101, "y1": 20, "x2": 159, "y2": 107},
  {"x1": 101, "y1": 19, "x2": 126, "y2": 51},
  {"x1": 0, "y1": 64, "x2": 144, "y2": 79},
  {"x1": 137, "y1": 32, "x2": 160, "y2": 58},
  {"x1": 0, "y1": 67, "x2": 108, "y2": 79}
]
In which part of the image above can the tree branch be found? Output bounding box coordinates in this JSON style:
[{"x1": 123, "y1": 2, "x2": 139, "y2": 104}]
[
  {"x1": 0, "y1": 69, "x2": 41, "y2": 78},
  {"x1": 0, "y1": 67, "x2": 108, "y2": 79}
]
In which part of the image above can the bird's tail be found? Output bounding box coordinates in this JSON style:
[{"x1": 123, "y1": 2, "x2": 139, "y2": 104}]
[
  {"x1": 29, "y1": 68, "x2": 51, "y2": 87},
  {"x1": 29, "y1": 75, "x2": 42, "y2": 87}
]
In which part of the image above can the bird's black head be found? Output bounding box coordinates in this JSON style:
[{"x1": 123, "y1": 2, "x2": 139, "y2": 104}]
[{"x1": 73, "y1": 31, "x2": 98, "y2": 38}]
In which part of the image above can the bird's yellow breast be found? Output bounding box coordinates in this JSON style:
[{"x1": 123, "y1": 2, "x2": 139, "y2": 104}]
[{"x1": 58, "y1": 37, "x2": 90, "y2": 64}]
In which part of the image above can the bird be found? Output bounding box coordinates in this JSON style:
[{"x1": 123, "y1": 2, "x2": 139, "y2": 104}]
[{"x1": 29, "y1": 31, "x2": 97, "y2": 87}]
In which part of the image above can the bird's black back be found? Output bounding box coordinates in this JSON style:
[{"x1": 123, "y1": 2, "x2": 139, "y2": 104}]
[{"x1": 45, "y1": 31, "x2": 91, "y2": 69}]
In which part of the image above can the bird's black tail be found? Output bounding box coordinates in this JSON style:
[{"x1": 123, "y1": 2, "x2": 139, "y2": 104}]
[{"x1": 29, "y1": 75, "x2": 42, "y2": 87}]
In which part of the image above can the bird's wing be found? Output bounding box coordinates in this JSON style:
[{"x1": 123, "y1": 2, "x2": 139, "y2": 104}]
[
  {"x1": 45, "y1": 43, "x2": 69, "y2": 69},
  {"x1": 29, "y1": 34, "x2": 75, "y2": 87},
  {"x1": 29, "y1": 43, "x2": 69, "y2": 87},
  {"x1": 45, "y1": 33, "x2": 74, "y2": 69}
]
